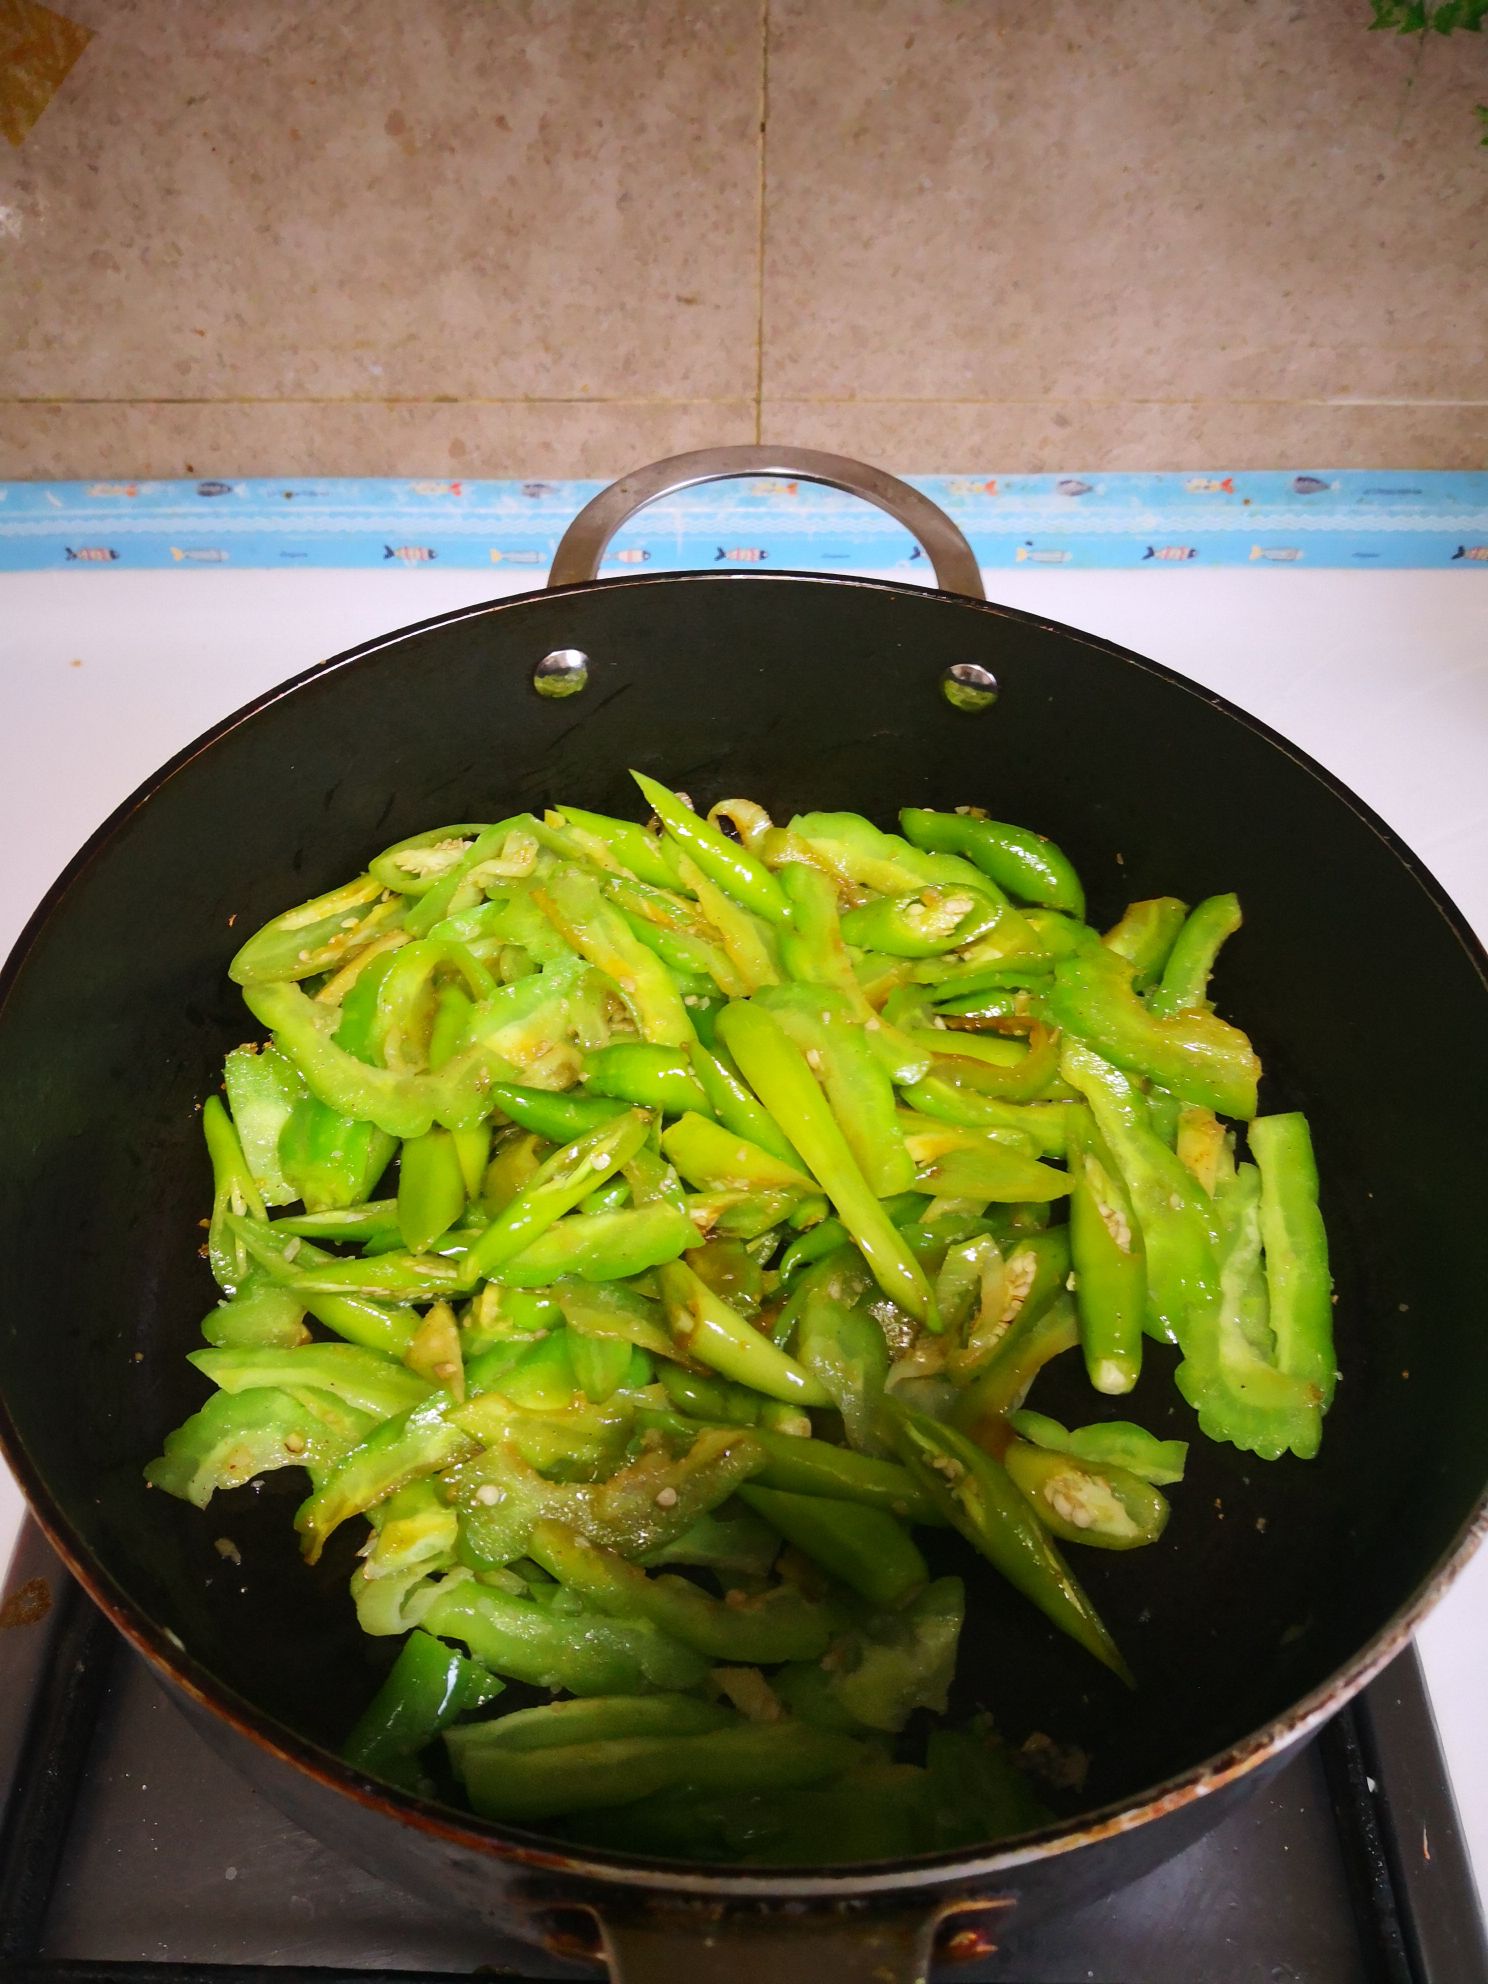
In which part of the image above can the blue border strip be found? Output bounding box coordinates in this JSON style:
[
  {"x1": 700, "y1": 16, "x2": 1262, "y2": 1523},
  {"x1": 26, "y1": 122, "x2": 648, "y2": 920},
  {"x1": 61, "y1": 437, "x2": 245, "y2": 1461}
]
[{"x1": 1, "y1": 473, "x2": 1485, "y2": 572}]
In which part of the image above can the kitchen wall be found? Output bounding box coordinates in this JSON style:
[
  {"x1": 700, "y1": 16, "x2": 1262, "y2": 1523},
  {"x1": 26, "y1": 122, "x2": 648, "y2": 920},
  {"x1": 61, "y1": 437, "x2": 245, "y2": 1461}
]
[{"x1": 1, "y1": 0, "x2": 1484, "y2": 477}]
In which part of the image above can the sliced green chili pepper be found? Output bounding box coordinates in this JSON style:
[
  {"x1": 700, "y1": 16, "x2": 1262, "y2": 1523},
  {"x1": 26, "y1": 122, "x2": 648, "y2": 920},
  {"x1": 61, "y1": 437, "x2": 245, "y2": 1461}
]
[
  {"x1": 342, "y1": 1628, "x2": 502, "y2": 1789},
  {"x1": 529, "y1": 1520, "x2": 835, "y2": 1663},
  {"x1": 753, "y1": 984, "x2": 915, "y2": 1198},
  {"x1": 952, "y1": 1290, "x2": 1079, "y2": 1439},
  {"x1": 369, "y1": 824, "x2": 490, "y2": 898},
  {"x1": 1007, "y1": 1411, "x2": 1188, "y2": 1485},
  {"x1": 421, "y1": 1570, "x2": 710, "y2": 1698},
  {"x1": 495, "y1": 1202, "x2": 696, "y2": 1286},
  {"x1": 794, "y1": 1278, "x2": 890, "y2": 1453},
  {"x1": 203, "y1": 1095, "x2": 266, "y2": 1294},
  {"x1": 1049, "y1": 946, "x2": 1260, "y2": 1120},
  {"x1": 550, "y1": 805, "x2": 684, "y2": 890},
  {"x1": 1249, "y1": 1112, "x2": 1335, "y2": 1412},
  {"x1": 1060, "y1": 1041, "x2": 1220, "y2": 1345},
  {"x1": 1003, "y1": 1440, "x2": 1170, "y2": 1550},
  {"x1": 1148, "y1": 893, "x2": 1242, "y2": 1018},
  {"x1": 716, "y1": 1002, "x2": 935, "y2": 1326},
  {"x1": 738, "y1": 1486, "x2": 926, "y2": 1609},
  {"x1": 839, "y1": 886, "x2": 1003, "y2": 958},
  {"x1": 887, "y1": 1402, "x2": 1130, "y2": 1682},
  {"x1": 674, "y1": 853, "x2": 781, "y2": 990},
  {"x1": 535, "y1": 866, "x2": 695, "y2": 1048},
  {"x1": 297, "y1": 1396, "x2": 473, "y2": 1561},
  {"x1": 449, "y1": 1712, "x2": 861, "y2": 1822},
  {"x1": 688, "y1": 1043, "x2": 806, "y2": 1169},
  {"x1": 488, "y1": 1081, "x2": 628, "y2": 1143},
  {"x1": 900, "y1": 806, "x2": 1085, "y2": 918},
  {"x1": 1067, "y1": 1113, "x2": 1145, "y2": 1396},
  {"x1": 658, "y1": 1261, "x2": 829, "y2": 1407},
  {"x1": 404, "y1": 817, "x2": 538, "y2": 937},
  {"x1": 899, "y1": 1076, "x2": 1079, "y2": 1159},
  {"x1": 278, "y1": 1091, "x2": 396, "y2": 1215},
  {"x1": 660, "y1": 1112, "x2": 817, "y2": 1196},
  {"x1": 791, "y1": 810, "x2": 989, "y2": 903},
  {"x1": 190, "y1": 1342, "x2": 432, "y2": 1421},
  {"x1": 222, "y1": 1044, "x2": 301, "y2": 1206},
  {"x1": 632, "y1": 772, "x2": 791, "y2": 925},
  {"x1": 145, "y1": 1385, "x2": 371, "y2": 1507},
  {"x1": 229, "y1": 1212, "x2": 419, "y2": 1356},
  {"x1": 584, "y1": 1042, "x2": 712, "y2": 1117},
  {"x1": 229, "y1": 875, "x2": 404, "y2": 986},
  {"x1": 1100, "y1": 896, "x2": 1189, "y2": 987},
  {"x1": 200, "y1": 1274, "x2": 309, "y2": 1351},
  {"x1": 461, "y1": 1110, "x2": 650, "y2": 1282}
]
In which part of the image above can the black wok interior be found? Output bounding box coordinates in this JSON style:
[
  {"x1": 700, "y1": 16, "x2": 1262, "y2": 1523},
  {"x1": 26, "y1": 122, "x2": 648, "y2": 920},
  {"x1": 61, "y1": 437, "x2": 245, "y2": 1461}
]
[{"x1": 1, "y1": 572, "x2": 1485, "y2": 1843}]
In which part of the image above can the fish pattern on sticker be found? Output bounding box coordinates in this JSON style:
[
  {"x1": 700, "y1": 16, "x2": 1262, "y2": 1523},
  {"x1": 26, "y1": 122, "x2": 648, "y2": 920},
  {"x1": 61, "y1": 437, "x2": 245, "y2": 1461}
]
[
  {"x1": 716, "y1": 546, "x2": 766, "y2": 562},
  {"x1": 1056, "y1": 478, "x2": 1094, "y2": 497},
  {"x1": 1451, "y1": 545, "x2": 1488, "y2": 561},
  {"x1": 488, "y1": 549, "x2": 543, "y2": 564},
  {"x1": 611, "y1": 547, "x2": 650, "y2": 565},
  {"x1": 196, "y1": 481, "x2": 237, "y2": 498},
  {"x1": 1250, "y1": 546, "x2": 1303, "y2": 562},
  {"x1": 64, "y1": 546, "x2": 118, "y2": 562},
  {"x1": 947, "y1": 478, "x2": 999, "y2": 497},
  {"x1": 1185, "y1": 477, "x2": 1234, "y2": 495},
  {"x1": 170, "y1": 546, "x2": 228, "y2": 563},
  {"x1": 385, "y1": 545, "x2": 437, "y2": 564},
  {"x1": 411, "y1": 481, "x2": 464, "y2": 498},
  {"x1": 87, "y1": 483, "x2": 138, "y2": 498},
  {"x1": 1292, "y1": 476, "x2": 1336, "y2": 496},
  {"x1": 1143, "y1": 546, "x2": 1197, "y2": 561},
  {"x1": 1015, "y1": 546, "x2": 1071, "y2": 564}
]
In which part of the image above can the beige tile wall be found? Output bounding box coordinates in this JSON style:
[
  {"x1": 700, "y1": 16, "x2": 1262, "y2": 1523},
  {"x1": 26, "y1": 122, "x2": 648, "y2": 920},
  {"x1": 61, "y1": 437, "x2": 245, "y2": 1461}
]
[{"x1": 2, "y1": 0, "x2": 1484, "y2": 477}]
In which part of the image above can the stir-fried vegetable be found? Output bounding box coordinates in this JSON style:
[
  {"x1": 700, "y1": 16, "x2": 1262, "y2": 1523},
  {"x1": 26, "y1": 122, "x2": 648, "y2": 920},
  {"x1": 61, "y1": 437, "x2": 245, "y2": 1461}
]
[{"x1": 150, "y1": 781, "x2": 1334, "y2": 1860}]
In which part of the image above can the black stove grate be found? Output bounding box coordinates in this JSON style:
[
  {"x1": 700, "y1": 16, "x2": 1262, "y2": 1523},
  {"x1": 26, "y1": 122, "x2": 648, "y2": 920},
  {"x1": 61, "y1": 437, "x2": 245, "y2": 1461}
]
[{"x1": 1, "y1": 1523, "x2": 1484, "y2": 1984}]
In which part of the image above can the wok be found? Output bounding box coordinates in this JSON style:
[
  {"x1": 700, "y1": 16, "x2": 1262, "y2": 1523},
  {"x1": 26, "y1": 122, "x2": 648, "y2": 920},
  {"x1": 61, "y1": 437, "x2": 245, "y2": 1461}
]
[{"x1": 0, "y1": 447, "x2": 1484, "y2": 1982}]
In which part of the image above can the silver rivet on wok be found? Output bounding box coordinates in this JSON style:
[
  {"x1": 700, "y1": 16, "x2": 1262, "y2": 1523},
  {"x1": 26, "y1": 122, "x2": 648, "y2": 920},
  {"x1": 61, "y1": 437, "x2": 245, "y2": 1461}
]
[
  {"x1": 942, "y1": 662, "x2": 998, "y2": 712},
  {"x1": 534, "y1": 648, "x2": 589, "y2": 698}
]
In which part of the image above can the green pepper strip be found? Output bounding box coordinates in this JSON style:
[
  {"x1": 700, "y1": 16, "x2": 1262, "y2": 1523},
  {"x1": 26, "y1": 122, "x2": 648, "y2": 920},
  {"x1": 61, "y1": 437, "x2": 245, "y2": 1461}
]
[
  {"x1": 342, "y1": 1628, "x2": 502, "y2": 1789},
  {"x1": 646, "y1": 1415, "x2": 944, "y2": 1525},
  {"x1": 229, "y1": 1212, "x2": 419, "y2": 1356},
  {"x1": 899, "y1": 807, "x2": 1085, "y2": 918},
  {"x1": 446, "y1": 1693, "x2": 730, "y2": 1758},
  {"x1": 674, "y1": 853, "x2": 781, "y2": 990},
  {"x1": 297, "y1": 1396, "x2": 473, "y2": 1561},
  {"x1": 229, "y1": 875, "x2": 403, "y2": 986},
  {"x1": 584, "y1": 1042, "x2": 713, "y2": 1118},
  {"x1": 1249, "y1": 1112, "x2": 1335, "y2": 1410},
  {"x1": 369, "y1": 824, "x2": 491, "y2": 898},
  {"x1": 392, "y1": 1127, "x2": 467, "y2": 1253},
  {"x1": 790, "y1": 810, "x2": 993, "y2": 904},
  {"x1": 952, "y1": 1286, "x2": 1078, "y2": 1440},
  {"x1": 1067, "y1": 1112, "x2": 1145, "y2": 1396},
  {"x1": 403, "y1": 816, "x2": 535, "y2": 937},
  {"x1": 886, "y1": 1402, "x2": 1131, "y2": 1683},
  {"x1": 145, "y1": 1386, "x2": 373, "y2": 1508},
  {"x1": 448, "y1": 1713, "x2": 862, "y2": 1823},
  {"x1": 739, "y1": 1485, "x2": 927, "y2": 1610},
  {"x1": 461, "y1": 1110, "x2": 650, "y2": 1283},
  {"x1": 602, "y1": 874, "x2": 748, "y2": 995},
  {"x1": 534, "y1": 866, "x2": 695, "y2": 1048},
  {"x1": 1148, "y1": 893, "x2": 1242, "y2": 1018},
  {"x1": 924, "y1": 1023, "x2": 1063, "y2": 1102},
  {"x1": 528, "y1": 1520, "x2": 835, "y2": 1662},
  {"x1": 1103, "y1": 897, "x2": 1189, "y2": 990},
  {"x1": 658, "y1": 1261, "x2": 830, "y2": 1406},
  {"x1": 632, "y1": 771, "x2": 791, "y2": 926},
  {"x1": 1060, "y1": 1041, "x2": 1220, "y2": 1345},
  {"x1": 716, "y1": 1002, "x2": 936, "y2": 1327},
  {"x1": 1002, "y1": 1441, "x2": 1170, "y2": 1552},
  {"x1": 1048, "y1": 946, "x2": 1260, "y2": 1121}
]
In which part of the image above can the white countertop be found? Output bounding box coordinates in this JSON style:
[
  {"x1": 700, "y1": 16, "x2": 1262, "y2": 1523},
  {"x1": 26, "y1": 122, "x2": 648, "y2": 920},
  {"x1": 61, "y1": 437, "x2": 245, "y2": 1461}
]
[{"x1": 2, "y1": 561, "x2": 1485, "y2": 1908}]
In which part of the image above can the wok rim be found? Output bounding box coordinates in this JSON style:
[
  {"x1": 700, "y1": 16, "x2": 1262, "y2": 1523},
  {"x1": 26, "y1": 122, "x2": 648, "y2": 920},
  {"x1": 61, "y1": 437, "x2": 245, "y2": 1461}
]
[{"x1": 1, "y1": 566, "x2": 1485, "y2": 1900}]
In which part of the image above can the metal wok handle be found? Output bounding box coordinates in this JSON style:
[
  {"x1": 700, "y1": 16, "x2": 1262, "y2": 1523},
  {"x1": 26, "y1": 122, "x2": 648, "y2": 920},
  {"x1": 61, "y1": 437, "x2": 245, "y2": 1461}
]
[{"x1": 548, "y1": 445, "x2": 985, "y2": 600}]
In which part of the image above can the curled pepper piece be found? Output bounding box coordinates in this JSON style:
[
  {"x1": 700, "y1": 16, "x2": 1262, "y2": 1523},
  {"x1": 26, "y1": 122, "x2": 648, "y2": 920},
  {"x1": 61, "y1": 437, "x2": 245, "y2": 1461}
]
[
  {"x1": 369, "y1": 825, "x2": 490, "y2": 899},
  {"x1": 1149, "y1": 893, "x2": 1243, "y2": 1018},
  {"x1": 1003, "y1": 1440, "x2": 1170, "y2": 1551},
  {"x1": 585, "y1": 1042, "x2": 713, "y2": 1118},
  {"x1": 900, "y1": 806, "x2": 1086, "y2": 918},
  {"x1": 145, "y1": 1386, "x2": 372, "y2": 1508},
  {"x1": 716, "y1": 1001, "x2": 936, "y2": 1327},
  {"x1": 553, "y1": 805, "x2": 685, "y2": 891},
  {"x1": 202, "y1": 1095, "x2": 266, "y2": 1294},
  {"x1": 297, "y1": 1396, "x2": 474, "y2": 1561},
  {"x1": 535, "y1": 865, "x2": 695, "y2": 1048},
  {"x1": 839, "y1": 887, "x2": 1003, "y2": 959},
  {"x1": 738, "y1": 1485, "x2": 927, "y2": 1610},
  {"x1": 660, "y1": 1111, "x2": 817, "y2": 1196},
  {"x1": 632, "y1": 772, "x2": 791, "y2": 925},
  {"x1": 1007, "y1": 1410, "x2": 1188, "y2": 1486},
  {"x1": 222, "y1": 1045, "x2": 301, "y2": 1207},
  {"x1": 489, "y1": 1081, "x2": 627, "y2": 1143},
  {"x1": 229, "y1": 1212, "x2": 419, "y2": 1356},
  {"x1": 886, "y1": 1402, "x2": 1131, "y2": 1683},
  {"x1": 190, "y1": 1342, "x2": 432, "y2": 1422},
  {"x1": 229, "y1": 875, "x2": 403, "y2": 986},
  {"x1": 495, "y1": 1203, "x2": 696, "y2": 1288},
  {"x1": 1049, "y1": 946, "x2": 1260, "y2": 1121}
]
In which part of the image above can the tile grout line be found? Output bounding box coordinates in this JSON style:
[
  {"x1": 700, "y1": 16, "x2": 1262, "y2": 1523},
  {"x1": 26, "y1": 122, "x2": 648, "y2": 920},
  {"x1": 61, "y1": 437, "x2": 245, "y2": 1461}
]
[{"x1": 752, "y1": 0, "x2": 769, "y2": 445}]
